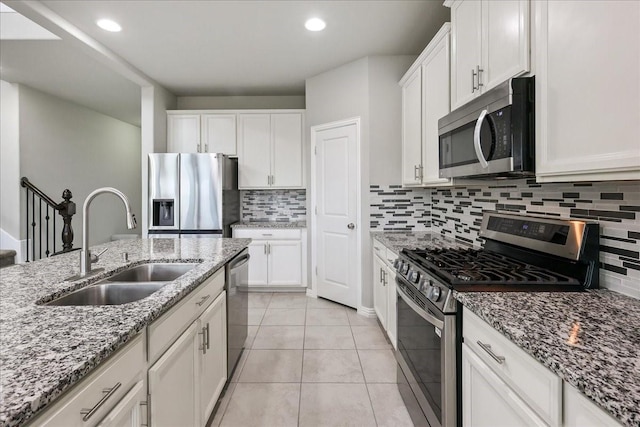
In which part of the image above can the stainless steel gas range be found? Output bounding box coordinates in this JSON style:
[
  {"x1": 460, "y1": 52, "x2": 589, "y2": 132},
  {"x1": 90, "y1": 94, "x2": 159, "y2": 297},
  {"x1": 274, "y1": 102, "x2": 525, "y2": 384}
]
[{"x1": 394, "y1": 212, "x2": 600, "y2": 427}]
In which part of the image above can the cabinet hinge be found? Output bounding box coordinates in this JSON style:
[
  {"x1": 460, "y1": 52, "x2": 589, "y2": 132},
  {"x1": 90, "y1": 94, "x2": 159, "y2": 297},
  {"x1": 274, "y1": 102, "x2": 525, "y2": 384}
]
[{"x1": 314, "y1": 146, "x2": 317, "y2": 155}]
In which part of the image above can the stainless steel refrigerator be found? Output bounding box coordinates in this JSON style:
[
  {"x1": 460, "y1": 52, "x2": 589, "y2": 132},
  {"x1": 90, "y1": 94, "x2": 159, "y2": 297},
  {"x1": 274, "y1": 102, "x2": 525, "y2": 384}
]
[{"x1": 148, "y1": 153, "x2": 239, "y2": 237}]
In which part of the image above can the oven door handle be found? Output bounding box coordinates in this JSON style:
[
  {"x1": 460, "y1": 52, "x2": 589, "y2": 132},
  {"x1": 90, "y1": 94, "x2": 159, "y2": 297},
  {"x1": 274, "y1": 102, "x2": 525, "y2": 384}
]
[
  {"x1": 397, "y1": 285, "x2": 445, "y2": 329},
  {"x1": 473, "y1": 109, "x2": 490, "y2": 169}
]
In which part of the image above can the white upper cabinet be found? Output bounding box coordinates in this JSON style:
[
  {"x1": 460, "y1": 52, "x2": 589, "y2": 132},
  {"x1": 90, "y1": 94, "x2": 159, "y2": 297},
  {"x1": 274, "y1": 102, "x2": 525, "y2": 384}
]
[
  {"x1": 401, "y1": 67, "x2": 423, "y2": 186},
  {"x1": 167, "y1": 114, "x2": 201, "y2": 153},
  {"x1": 237, "y1": 112, "x2": 304, "y2": 189},
  {"x1": 167, "y1": 112, "x2": 237, "y2": 155},
  {"x1": 202, "y1": 114, "x2": 237, "y2": 155},
  {"x1": 447, "y1": 0, "x2": 530, "y2": 110},
  {"x1": 535, "y1": 0, "x2": 640, "y2": 182},
  {"x1": 400, "y1": 23, "x2": 453, "y2": 187}
]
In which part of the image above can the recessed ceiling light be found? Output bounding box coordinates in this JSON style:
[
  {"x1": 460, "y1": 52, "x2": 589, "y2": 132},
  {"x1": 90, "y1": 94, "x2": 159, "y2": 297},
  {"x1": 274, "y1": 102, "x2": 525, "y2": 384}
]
[
  {"x1": 97, "y1": 19, "x2": 121, "y2": 32},
  {"x1": 305, "y1": 18, "x2": 326, "y2": 32}
]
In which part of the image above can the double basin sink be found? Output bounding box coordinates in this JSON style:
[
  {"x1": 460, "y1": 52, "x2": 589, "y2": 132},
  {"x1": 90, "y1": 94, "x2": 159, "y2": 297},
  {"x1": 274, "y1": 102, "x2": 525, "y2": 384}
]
[{"x1": 45, "y1": 263, "x2": 197, "y2": 306}]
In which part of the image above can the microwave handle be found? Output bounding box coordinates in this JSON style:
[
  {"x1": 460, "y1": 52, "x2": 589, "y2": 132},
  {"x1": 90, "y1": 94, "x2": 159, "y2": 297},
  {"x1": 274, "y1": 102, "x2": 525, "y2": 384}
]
[{"x1": 473, "y1": 109, "x2": 490, "y2": 169}]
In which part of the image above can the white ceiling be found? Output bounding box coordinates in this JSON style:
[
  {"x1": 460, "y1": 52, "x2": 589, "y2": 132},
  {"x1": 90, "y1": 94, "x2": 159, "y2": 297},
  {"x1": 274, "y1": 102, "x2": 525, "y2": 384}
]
[{"x1": 1, "y1": 1, "x2": 449, "y2": 125}]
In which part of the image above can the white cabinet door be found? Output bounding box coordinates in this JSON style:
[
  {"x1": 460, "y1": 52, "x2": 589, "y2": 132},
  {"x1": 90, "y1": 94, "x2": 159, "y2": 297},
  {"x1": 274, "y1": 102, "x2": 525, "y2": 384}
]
[
  {"x1": 97, "y1": 380, "x2": 146, "y2": 427},
  {"x1": 198, "y1": 292, "x2": 227, "y2": 425},
  {"x1": 202, "y1": 114, "x2": 236, "y2": 155},
  {"x1": 268, "y1": 240, "x2": 302, "y2": 286},
  {"x1": 385, "y1": 265, "x2": 397, "y2": 349},
  {"x1": 563, "y1": 384, "x2": 622, "y2": 427},
  {"x1": 372, "y1": 255, "x2": 387, "y2": 329},
  {"x1": 246, "y1": 241, "x2": 269, "y2": 286},
  {"x1": 422, "y1": 31, "x2": 452, "y2": 186},
  {"x1": 148, "y1": 322, "x2": 199, "y2": 427},
  {"x1": 535, "y1": 0, "x2": 640, "y2": 182},
  {"x1": 167, "y1": 114, "x2": 201, "y2": 153},
  {"x1": 238, "y1": 114, "x2": 272, "y2": 188},
  {"x1": 401, "y1": 67, "x2": 423, "y2": 186},
  {"x1": 462, "y1": 343, "x2": 546, "y2": 427},
  {"x1": 271, "y1": 114, "x2": 303, "y2": 188},
  {"x1": 450, "y1": 0, "x2": 482, "y2": 110},
  {"x1": 481, "y1": 0, "x2": 529, "y2": 92}
]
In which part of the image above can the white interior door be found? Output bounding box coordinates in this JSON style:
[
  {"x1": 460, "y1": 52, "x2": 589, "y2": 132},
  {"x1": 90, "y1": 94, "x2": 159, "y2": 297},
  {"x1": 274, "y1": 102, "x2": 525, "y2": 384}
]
[{"x1": 314, "y1": 121, "x2": 359, "y2": 308}]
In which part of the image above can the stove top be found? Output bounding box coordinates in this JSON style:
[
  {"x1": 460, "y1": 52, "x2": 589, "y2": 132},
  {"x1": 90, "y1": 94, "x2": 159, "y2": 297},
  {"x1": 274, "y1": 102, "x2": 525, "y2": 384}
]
[{"x1": 404, "y1": 248, "x2": 581, "y2": 287}]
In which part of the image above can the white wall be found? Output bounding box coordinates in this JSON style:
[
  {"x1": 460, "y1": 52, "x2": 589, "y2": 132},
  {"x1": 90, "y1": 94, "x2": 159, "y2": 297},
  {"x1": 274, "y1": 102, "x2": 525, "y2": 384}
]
[
  {"x1": 176, "y1": 95, "x2": 305, "y2": 110},
  {"x1": 0, "y1": 80, "x2": 25, "y2": 260},
  {"x1": 140, "y1": 84, "x2": 177, "y2": 236},
  {"x1": 18, "y1": 84, "x2": 142, "y2": 248},
  {"x1": 305, "y1": 55, "x2": 411, "y2": 309}
]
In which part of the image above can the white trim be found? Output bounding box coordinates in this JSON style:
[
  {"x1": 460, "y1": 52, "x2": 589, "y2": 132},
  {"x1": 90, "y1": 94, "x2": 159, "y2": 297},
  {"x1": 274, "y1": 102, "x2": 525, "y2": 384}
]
[
  {"x1": 399, "y1": 23, "x2": 452, "y2": 86},
  {"x1": 0, "y1": 228, "x2": 27, "y2": 263},
  {"x1": 310, "y1": 117, "x2": 362, "y2": 309},
  {"x1": 357, "y1": 306, "x2": 377, "y2": 318},
  {"x1": 306, "y1": 288, "x2": 318, "y2": 298}
]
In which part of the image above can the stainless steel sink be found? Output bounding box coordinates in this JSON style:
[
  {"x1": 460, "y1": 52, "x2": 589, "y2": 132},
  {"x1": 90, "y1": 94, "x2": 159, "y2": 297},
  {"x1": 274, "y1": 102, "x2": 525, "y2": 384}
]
[
  {"x1": 44, "y1": 263, "x2": 198, "y2": 306},
  {"x1": 106, "y1": 263, "x2": 197, "y2": 282},
  {"x1": 45, "y1": 282, "x2": 168, "y2": 306}
]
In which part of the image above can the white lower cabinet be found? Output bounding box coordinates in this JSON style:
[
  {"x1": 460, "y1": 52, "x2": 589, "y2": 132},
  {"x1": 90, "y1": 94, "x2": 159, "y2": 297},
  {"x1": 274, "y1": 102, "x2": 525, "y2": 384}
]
[
  {"x1": 97, "y1": 380, "x2": 147, "y2": 427},
  {"x1": 198, "y1": 293, "x2": 227, "y2": 424},
  {"x1": 462, "y1": 343, "x2": 547, "y2": 426},
  {"x1": 373, "y1": 253, "x2": 388, "y2": 329},
  {"x1": 28, "y1": 334, "x2": 146, "y2": 427},
  {"x1": 148, "y1": 322, "x2": 199, "y2": 427},
  {"x1": 372, "y1": 239, "x2": 398, "y2": 349},
  {"x1": 148, "y1": 291, "x2": 227, "y2": 427},
  {"x1": 462, "y1": 308, "x2": 562, "y2": 426},
  {"x1": 563, "y1": 384, "x2": 621, "y2": 427},
  {"x1": 233, "y1": 228, "x2": 307, "y2": 288}
]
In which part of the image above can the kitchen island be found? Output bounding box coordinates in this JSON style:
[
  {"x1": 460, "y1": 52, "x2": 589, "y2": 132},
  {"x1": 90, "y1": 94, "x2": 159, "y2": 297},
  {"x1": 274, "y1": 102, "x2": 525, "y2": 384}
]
[{"x1": 0, "y1": 237, "x2": 250, "y2": 427}]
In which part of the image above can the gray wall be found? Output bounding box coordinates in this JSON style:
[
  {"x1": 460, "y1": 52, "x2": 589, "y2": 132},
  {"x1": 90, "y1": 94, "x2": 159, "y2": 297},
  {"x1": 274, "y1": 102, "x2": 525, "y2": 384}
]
[
  {"x1": 18, "y1": 84, "x2": 142, "y2": 247},
  {"x1": 305, "y1": 55, "x2": 412, "y2": 310},
  {"x1": 176, "y1": 95, "x2": 305, "y2": 110}
]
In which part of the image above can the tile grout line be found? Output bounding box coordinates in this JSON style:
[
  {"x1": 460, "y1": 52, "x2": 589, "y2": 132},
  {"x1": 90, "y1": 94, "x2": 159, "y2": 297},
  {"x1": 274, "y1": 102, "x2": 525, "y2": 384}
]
[
  {"x1": 349, "y1": 316, "x2": 381, "y2": 426},
  {"x1": 297, "y1": 298, "x2": 308, "y2": 426}
]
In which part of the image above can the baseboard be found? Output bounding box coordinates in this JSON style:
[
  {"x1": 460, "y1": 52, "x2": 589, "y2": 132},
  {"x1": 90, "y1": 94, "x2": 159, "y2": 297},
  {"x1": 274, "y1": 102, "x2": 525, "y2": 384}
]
[
  {"x1": 357, "y1": 306, "x2": 377, "y2": 318},
  {"x1": 306, "y1": 288, "x2": 317, "y2": 298},
  {"x1": 0, "y1": 228, "x2": 27, "y2": 263},
  {"x1": 246, "y1": 286, "x2": 307, "y2": 293}
]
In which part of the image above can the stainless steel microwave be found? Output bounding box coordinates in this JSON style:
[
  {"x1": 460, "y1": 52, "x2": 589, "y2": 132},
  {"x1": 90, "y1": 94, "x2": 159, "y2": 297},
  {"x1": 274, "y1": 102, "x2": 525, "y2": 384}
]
[{"x1": 438, "y1": 77, "x2": 535, "y2": 179}]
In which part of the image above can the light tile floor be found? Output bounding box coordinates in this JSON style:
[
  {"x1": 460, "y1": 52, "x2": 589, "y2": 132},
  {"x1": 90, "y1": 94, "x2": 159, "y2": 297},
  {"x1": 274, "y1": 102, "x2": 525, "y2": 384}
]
[{"x1": 211, "y1": 293, "x2": 415, "y2": 427}]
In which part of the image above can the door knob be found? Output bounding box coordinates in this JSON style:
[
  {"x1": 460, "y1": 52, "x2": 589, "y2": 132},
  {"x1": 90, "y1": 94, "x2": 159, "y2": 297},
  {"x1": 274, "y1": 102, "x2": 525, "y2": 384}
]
[{"x1": 347, "y1": 223, "x2": 355, "y2": 230}]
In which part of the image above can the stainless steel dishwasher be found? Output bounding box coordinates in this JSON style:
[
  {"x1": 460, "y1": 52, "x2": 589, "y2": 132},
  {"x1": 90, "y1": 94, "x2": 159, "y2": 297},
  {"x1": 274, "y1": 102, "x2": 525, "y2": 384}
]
[{"x1": 226, "y1": 248, "x2": 249, "y2": 378}]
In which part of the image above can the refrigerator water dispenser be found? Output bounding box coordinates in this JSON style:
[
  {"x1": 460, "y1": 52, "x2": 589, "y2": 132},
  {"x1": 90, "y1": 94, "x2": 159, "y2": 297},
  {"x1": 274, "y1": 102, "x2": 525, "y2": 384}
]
[{"x1": 152, "y1": 199, "x2": 175, "y2": 226}]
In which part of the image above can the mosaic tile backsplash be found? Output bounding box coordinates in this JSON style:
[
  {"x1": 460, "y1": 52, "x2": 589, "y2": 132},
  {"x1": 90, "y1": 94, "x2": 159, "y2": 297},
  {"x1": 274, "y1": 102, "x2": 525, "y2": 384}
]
[
  {"x1": 241, "y1": 189, "x2": 306, "y2": 222},
  {"x1": 369, "y1": 179, "x2": 639, "y2": 297},
  {"x1": 370, "y1": 185, "x2": 431, "y2": 231}
]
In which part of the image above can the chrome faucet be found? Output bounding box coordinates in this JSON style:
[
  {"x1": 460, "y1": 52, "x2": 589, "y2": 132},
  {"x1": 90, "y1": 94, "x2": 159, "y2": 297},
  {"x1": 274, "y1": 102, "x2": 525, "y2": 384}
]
[{"x1": 79, "y1": 187, "x2": 137, "y2": 276}]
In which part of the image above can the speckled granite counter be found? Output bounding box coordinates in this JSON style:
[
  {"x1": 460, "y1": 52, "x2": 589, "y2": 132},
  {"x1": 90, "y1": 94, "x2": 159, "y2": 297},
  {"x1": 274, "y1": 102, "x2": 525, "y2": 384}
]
[
  {"x1": 0, "y1": 237, "x2": 250, "y2": 427},
  {"x1": 371, "y1": 230, "x2": 472, "y2": 254},
  {"x1": 232, "y1": 221, "x2": 306, "y2": 229},
  {"x1": 456, "y1": 291, "x2": 640, "y2": 427}
]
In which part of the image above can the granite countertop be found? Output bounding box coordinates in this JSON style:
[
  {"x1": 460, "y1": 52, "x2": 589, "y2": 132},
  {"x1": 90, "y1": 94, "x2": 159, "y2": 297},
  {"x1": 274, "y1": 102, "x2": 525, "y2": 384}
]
[
  {"x1": 232, "y1": 220, "x2": 306, "y2": 229},
  {"x1": 0, "y1": 237, "x2": 250, "y2": 427},
  {"x1": 456, "y1": 291, "x2": 640, "y2": 427},
  {"x1": 371, "y1": 230, "x2": 472, "y2": 254}
]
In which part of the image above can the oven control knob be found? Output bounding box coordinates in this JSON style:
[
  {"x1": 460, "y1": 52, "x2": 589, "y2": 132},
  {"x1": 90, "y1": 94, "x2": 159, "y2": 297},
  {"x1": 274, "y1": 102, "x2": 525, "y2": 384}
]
[
  {"x1": 409, "y1": 270, "x2": 420, "y2": 283},
  {"x1": 428, "y1": 286, "x2": 441, "y2": 302},
  {"x1": 393, "y1": 259, "x2": 402, "y2": 270}
]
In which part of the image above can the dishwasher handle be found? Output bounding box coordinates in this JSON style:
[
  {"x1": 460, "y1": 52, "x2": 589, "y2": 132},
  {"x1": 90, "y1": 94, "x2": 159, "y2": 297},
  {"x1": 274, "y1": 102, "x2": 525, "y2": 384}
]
[{"x1": 228, "y1": 253, "x2": 250, "y2": 272}]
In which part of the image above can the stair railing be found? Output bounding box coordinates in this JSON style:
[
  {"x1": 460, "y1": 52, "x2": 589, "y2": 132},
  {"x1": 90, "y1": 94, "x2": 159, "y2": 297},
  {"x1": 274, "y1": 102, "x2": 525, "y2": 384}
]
[{"x1": 20, "y1": 177, "x2": 77, "y2": 262}]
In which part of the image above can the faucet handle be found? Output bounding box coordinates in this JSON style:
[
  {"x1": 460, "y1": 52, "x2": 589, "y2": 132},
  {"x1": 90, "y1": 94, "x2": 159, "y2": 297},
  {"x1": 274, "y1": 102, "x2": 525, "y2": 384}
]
[{"x1": 91, "y1": 248, "x2": 109, "y2": 263}]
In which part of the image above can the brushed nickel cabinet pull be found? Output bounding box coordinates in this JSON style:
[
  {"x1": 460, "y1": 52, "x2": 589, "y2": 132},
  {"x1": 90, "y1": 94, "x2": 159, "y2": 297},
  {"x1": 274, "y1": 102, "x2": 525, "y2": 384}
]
[
  {"x1": 477, "y1": 340, "x2": 505, "y2": 364},
  {"x1": 476, "y1": 65, "x2": 484, "y2": 88},
  {"x1": 199, "y1": 326, "x2": 207, "y2": 354},
  {"x1": 196, "y1": 295, "x2": 211, "y2": 306},
  {"x1": 80, "y1": 382, "x2": 122, "y2": 421},
  {"x1": 206, "y1": 322, "x2": 211, "y2": 350}
]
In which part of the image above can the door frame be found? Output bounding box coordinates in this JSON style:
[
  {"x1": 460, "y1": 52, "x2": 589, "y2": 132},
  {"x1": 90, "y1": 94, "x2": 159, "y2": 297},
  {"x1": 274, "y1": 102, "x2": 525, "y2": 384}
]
[{"x1": 309, "y1": 117, "x2": 363, "y2": 311}]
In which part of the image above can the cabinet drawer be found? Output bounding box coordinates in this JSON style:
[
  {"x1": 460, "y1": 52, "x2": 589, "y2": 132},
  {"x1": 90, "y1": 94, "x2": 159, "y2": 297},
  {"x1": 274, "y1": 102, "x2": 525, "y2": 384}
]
[
  {"x1": 234, "y1": 228, "x2": 301, "y2": 240},
  {"x1": 372, "y1": 239, "x2": 387, "y2": 257},
  {"x1": 385, "y1": 249, "x2": 398, "y2": 268},
  {"x1": 32, "y1": 334, "x2": 145, "y2": 427},
  {"x1": 463, "y1": 308, "x2": 562, "y2": 426},
  {"x1": 148, "y1": 268, "x2": 225, "y2": 363}
]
